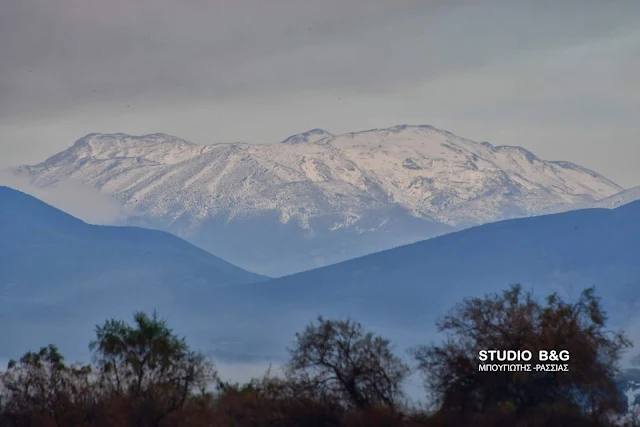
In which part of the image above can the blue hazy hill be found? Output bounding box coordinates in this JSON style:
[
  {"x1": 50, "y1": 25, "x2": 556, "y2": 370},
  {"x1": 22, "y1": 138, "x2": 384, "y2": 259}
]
[
  {"x1": 202, "y1": 200, "x2": 640, "y2": 361},
  {"x1": 0, "y1": 186, "x2": 266, "y2": 359},
  {"x1": 2, "y1": 185, "x2": 639, "y2": 366}
]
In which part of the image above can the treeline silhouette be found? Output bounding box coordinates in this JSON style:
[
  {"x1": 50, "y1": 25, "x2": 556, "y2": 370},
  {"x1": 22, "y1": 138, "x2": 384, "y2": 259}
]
[{"x1": 0, "y1": 285, "x2": 637, "y2": 427}]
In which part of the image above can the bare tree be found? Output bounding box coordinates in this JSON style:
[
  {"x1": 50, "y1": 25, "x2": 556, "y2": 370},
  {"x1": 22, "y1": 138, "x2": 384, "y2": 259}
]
[
  {"x1": 287, "y1": 316, "x2": 410, "y2": 409},
  {"x1": 0, "y1": 344, "x2": 94, "y2": 426}
]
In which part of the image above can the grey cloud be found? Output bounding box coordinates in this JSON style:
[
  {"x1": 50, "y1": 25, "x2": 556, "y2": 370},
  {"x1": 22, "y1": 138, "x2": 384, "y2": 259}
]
[
  {"x1": 0, "y1": 0, "x2": 639, "y2": 187},
  {"x1": 2, "y1": 0, "x2": 639, "y2": 118}
]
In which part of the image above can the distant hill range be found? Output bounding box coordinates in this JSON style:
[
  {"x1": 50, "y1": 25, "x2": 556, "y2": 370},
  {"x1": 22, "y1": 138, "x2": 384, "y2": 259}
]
[
  {"x1": 204, "y1": 199, "x2": 640, "y2": 362},
  {"x1": 1, "y1": 187, "x2": 639, "y2": 364},
  {"x1": 0, "y1": 186, "x2": 265, "y2": 360},
  {"x1": 16, "y1": 124, "x2": 625, "y2": 276}
]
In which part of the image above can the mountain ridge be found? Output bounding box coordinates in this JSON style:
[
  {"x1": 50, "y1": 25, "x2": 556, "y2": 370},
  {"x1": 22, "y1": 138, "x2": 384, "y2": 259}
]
[
  {"x1": 199, "y1": 199, "x2": 640, "y2": 361},
  {"x1": 2, "y1": 187, "x2": 640, "y2": 364},
  {"x1": 17, "y1": 124, "x2": 623, "y2": 276},
  {"x1": 0, "y1": 185, "x2": 266, "y2": 289},
  {"x1": 591, "y1": 186, "x2": 640, "y2": 209},
  {"x1": 0, "y1": 185, "x2": 266, "y2": 359}
]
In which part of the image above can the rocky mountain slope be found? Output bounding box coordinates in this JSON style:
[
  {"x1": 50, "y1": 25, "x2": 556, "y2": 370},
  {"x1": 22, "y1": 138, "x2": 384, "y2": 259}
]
[
  {"x1": 19, "y1": 125, "x2": 623, "y2": 276},
  {"x1": 543, "y1": 185, "x2": 640, "y2": 215},
  {"x1": 590, "y1": 186, "x2": 640, "y2": 209}
]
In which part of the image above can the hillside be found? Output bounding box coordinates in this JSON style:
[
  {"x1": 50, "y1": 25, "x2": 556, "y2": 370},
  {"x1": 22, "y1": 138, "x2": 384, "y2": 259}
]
[
  {"x1": 0, "y1": 186, "x2": 265, "y2": 359},
  {"x1": 18, "y1": 125, "x2": 622, "y2": 276},
  {"x1": 202, "y1": 200, "x2": 640, "y2": 361},
  {"x1": 2, "y1": 186, "x2": 639, "y2": 365}
]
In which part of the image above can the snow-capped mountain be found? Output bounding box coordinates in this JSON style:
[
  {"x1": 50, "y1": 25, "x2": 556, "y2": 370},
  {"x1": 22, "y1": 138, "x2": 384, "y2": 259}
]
[
  {"x1": 590, "y1": 186, "x2": 640, "y2": 209},
  {"x1": 543, "y1": 185, "x2": 640, "y2": 216},
  {"x1": 19, "y1": 125, "x2": 623, "y2": 276}
]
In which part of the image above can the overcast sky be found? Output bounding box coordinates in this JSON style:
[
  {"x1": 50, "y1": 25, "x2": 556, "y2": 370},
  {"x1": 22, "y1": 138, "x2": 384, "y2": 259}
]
[{"x1": 1, "y1": 0, "x2": 639, "y2": 187}]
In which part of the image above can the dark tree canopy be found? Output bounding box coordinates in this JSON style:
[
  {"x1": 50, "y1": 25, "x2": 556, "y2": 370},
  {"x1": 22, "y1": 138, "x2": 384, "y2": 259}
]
[
  {"x1": 89, "y1": 311, "x2": 217, "y2": 399},
  {"x1": 287, "y1": 316, "x2": 410, "y2": 409},
  {"x1": 412, "y1": 284, "x2": 632, "y2": 427},
  {"x1": 0, "y1": 291, "x2": 637, "y2": 427}
]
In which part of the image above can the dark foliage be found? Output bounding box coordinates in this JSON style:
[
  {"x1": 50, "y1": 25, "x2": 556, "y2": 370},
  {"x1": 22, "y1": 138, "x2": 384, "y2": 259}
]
[
  {"x1": 0, "y1": 286, "x2": 636, "y2": 426},
  {"x1": 412, "y1": 284, "x2": 632, "y2": 427}
]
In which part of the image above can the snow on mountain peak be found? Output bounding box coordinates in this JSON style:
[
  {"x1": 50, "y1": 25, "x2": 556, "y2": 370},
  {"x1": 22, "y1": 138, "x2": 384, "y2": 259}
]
[
  {"x1": 493, "y1": 145, "x2": 539, "y2": 163},
  {"x1": 23, "y1": 125, "x2": 623, "y2": 231},
  {"x1": 591, "y1": 186, "x2": 640, "y2": 209},
  {"x1": 281, "y1": 128, "x2": 334, "y2": 144},
  {"x1": 47, "y1": 133, "x2": 199, "y2": 166}
]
